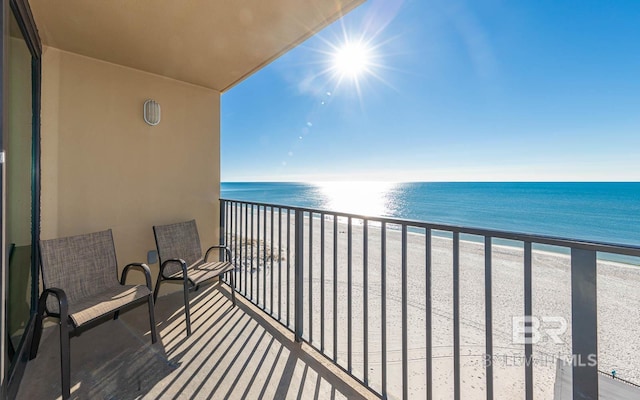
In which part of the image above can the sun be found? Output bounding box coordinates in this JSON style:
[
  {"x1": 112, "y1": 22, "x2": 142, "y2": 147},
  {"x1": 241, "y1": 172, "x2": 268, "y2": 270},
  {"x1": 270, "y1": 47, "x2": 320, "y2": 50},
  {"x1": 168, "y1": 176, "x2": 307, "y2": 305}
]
[
  {"x1": 332, "y1": 40, "x2": 372, "y2": 79},
  {"x1": 315, "y1": 32, "x2": 390, "y2": 101}
]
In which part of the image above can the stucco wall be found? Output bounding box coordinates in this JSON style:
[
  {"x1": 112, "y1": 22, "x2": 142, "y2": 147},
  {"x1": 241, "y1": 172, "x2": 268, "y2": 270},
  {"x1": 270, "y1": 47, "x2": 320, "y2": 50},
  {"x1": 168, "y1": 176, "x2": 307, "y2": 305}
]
[{"x1": 40, "y1": 46, "x2": 221, "y2": 286}]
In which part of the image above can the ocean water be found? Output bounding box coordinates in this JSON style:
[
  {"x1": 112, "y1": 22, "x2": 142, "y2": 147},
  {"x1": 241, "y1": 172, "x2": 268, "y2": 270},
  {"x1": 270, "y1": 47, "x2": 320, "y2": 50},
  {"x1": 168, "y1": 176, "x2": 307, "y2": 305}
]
[{"x1": 221, "y1": 182, "x2": 640, "y2": 248}]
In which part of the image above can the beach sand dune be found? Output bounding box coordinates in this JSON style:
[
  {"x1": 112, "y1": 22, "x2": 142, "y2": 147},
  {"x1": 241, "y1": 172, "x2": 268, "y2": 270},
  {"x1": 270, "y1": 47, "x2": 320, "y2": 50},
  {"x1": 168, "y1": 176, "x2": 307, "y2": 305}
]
[{"x1": 226, "y1": 212, "x2": 640, "y2": 400}]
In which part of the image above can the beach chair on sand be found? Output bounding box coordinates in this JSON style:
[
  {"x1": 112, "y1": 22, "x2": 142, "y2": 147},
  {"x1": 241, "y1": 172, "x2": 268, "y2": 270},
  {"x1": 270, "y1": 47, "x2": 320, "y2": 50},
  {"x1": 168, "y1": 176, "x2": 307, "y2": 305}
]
[
  {"x1": 153, "y1": 219, "x2": 236, "y2": 336},
  {"x1": 30, "y1": 230, "x2": 157, "y2": 400}
]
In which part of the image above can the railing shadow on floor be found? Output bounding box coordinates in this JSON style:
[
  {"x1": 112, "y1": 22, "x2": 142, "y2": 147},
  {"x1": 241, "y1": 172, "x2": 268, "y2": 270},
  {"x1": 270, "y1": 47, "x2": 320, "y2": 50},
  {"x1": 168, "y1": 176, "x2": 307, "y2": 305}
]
[{"x1": 18, "y1": 280, "x2": 374, "y2": 399}]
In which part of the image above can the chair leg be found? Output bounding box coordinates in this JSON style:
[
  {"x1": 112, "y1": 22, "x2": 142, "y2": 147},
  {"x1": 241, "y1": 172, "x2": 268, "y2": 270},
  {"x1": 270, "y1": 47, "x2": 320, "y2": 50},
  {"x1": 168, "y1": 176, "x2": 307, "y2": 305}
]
[
  {"x1": 148, "y1": 295, "x2": 157, "y2": 344},
  {"x1": 29, "y1": 293, "x2": 48, "y2": 360},
  {"x1": 229, "y1": 272, "x2": 236, "y2": 306},
  {"x1": 183, "y1": 281, "x2": 192, "y2": 336},
  {"x1": 60, "y1": 319, "x2": 71, "y2": 400},
  {"x1": 113, "y1": 310, "x2": 120, "y2": 320},
  {"x1": 153, "y1": 275, "x2": 162, "y2": 303}
]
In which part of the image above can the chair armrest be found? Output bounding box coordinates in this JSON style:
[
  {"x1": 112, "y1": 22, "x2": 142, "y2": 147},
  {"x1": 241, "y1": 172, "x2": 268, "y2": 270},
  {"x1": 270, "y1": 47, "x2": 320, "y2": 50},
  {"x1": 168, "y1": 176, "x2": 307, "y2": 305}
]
[
  {"x1": 121, "y1": 263, "x2": 153, "y2": 291},
  {"x1": 37, "y1": 287, "x2": 68, "y2": 322},
  {"x1": 204, "y1": 245, "x2": 232, "y2": 262},
  {"x1": 31, "y1": 288, "x2": 69, "y2": 360},
  {"x1": 159, "y1": 258, "x2": 189, "y2": 278}
]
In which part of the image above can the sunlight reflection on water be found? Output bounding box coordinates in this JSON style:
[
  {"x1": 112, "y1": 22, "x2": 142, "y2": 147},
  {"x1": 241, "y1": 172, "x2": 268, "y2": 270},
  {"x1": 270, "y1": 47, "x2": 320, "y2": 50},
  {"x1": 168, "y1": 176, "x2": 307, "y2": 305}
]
[{"x1": 313, "y1": 181, "x2": 399, "y2": 217}]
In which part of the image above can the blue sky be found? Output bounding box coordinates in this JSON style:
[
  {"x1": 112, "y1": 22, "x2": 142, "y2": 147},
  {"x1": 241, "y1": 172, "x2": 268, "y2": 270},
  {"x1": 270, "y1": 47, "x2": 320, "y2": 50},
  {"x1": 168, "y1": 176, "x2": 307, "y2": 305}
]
[{"x1": 221, "y1": 0, "x2": 640, "y2": 182}]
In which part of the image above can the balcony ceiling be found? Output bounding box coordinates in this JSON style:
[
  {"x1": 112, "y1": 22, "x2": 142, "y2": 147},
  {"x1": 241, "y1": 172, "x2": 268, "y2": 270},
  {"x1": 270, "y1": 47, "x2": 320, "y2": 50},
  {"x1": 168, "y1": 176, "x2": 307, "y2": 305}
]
[{"x1": 29, "y1": 0, "x2": 364, "y2": 92}]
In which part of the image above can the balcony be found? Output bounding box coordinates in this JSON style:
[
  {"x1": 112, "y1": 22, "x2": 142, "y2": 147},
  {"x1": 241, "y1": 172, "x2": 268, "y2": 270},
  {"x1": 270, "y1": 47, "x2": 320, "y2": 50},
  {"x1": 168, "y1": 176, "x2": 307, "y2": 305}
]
[
  {"x1": 19, "y1": 200, "x2": 640, "y2": 399},
  {"x1": 7, "y1": 1, "x2": 640, "y2": 398}
]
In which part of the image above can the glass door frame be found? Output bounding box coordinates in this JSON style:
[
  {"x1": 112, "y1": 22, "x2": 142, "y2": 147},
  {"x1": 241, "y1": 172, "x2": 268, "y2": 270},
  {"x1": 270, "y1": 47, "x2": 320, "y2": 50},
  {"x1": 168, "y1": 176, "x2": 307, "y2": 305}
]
[{"x1": 1, "y1": 0, "x2": 41, "y2": 396}]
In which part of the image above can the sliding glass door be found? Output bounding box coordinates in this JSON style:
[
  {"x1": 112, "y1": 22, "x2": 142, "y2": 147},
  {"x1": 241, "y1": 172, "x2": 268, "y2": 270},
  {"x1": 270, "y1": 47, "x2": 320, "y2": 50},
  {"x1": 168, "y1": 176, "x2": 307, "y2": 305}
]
[
  {"x1": 2, "y1": 0, "x2": 41, "y2": 394},
  {"x1": 6, "y1": 1, "x2": 34, "y2": 364}
]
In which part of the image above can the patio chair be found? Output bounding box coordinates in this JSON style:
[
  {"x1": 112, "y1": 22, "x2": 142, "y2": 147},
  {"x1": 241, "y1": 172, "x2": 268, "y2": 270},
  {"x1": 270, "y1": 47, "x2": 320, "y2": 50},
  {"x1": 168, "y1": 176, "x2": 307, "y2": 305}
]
[
  {"x1": 29, "y1": 229, "x2": 157, "y2": 400},
  {"x1": 153, "y1": 219, "x2": 235, "y2": 336}
]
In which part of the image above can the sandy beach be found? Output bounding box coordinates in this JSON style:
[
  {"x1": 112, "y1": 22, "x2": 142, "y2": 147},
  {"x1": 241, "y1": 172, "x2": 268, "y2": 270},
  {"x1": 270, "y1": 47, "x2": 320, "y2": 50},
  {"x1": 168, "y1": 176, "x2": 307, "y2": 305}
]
[{"x1": 227, "y1": 212, "x2": 640, "y2": 400}]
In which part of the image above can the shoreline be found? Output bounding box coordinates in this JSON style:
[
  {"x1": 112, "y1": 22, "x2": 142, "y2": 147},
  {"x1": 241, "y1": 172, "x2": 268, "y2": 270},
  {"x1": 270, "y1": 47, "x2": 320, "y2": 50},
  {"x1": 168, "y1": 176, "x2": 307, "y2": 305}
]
[{"x1": 298, "y1": 213, "x2": 640, "y2": 267}]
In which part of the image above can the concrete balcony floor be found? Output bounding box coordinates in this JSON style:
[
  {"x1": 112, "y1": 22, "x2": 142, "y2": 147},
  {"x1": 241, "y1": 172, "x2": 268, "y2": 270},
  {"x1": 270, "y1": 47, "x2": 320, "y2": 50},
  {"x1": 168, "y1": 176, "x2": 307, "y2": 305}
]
[{"x1": 17, "y1": 282, "x2": 374, "y2": 399}]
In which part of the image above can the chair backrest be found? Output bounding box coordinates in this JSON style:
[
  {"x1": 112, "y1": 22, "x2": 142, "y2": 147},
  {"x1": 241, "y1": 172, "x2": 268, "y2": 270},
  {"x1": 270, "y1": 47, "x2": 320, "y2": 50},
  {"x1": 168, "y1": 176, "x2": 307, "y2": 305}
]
[
  {"x1": 153, "y1": 219, "x2": 203, "y2": 276},
  {"x1": 40, "y1": 230, "x2": 119, "y2": 312}
]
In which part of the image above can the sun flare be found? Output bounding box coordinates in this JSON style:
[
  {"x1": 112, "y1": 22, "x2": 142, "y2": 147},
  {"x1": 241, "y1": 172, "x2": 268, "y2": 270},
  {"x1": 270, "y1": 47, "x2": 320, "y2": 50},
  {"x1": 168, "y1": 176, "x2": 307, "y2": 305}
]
[{"x1": 332, "y1": 41, "x2": 372, "y2": 79}]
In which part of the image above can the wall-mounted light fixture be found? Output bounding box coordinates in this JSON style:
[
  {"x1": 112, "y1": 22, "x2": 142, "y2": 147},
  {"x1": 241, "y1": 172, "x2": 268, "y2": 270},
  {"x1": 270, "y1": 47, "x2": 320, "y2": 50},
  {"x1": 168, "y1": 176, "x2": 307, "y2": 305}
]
[{"x1": 143, "y1": 99, "x2": 161, "y2": 126}]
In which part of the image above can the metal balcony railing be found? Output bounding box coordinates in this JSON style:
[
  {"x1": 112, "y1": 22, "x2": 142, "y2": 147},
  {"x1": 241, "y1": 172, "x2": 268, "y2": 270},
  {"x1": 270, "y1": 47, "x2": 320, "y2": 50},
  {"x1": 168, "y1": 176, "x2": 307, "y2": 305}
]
[{"x1": 219, "y1": 198, "x2": 640, "y2": 400}]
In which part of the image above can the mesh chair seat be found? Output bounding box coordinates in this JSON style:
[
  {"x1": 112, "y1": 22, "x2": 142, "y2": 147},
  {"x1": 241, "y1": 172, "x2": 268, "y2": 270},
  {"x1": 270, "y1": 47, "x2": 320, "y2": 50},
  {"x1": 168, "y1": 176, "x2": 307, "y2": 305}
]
[
  {"x1": 167, "y1": 260, "x2": 235, "y2": 284},
  {"x1": 68, "y1": 284, "x2": 152, "y2": 327}
]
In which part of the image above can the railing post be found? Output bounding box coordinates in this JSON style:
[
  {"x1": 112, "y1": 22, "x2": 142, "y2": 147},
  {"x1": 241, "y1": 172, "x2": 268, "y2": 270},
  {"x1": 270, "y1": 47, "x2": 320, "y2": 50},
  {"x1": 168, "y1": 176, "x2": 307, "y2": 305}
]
[
  {"x1": 219, "y1": 200, "x2": 226, "y2": 261},
  {"x1": 484, "y1": 236, "x2": 493, "y2": 400},
  {"x1": 453, "y1": 232, "x2": 460, "y2": 400},
  {"x1": 294, "y1": 209, "x2": 304, "y2": 342},
  {"x1": 401, "y1": 225, "x2": 408, "y2": 400},
  {"x1": 571, "y1": 248, "x2": 598, "y2": 400},
  {"x1": 524, "y1": 242, "x2": 533, "y2": 400}
]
